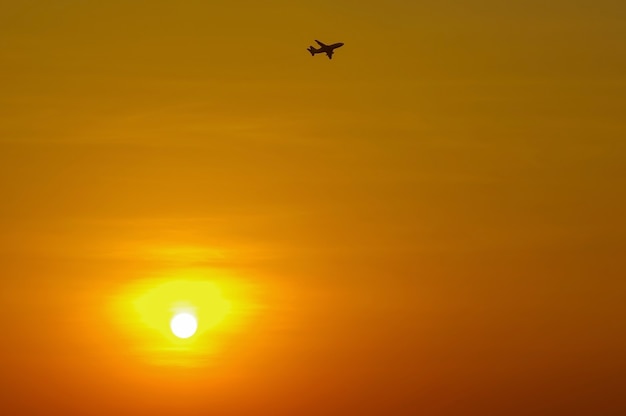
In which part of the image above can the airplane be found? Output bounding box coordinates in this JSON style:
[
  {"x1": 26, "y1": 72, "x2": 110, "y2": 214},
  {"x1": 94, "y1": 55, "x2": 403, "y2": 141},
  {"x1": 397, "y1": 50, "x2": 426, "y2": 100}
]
[{"x1": 307, "y1": 40, "x2": 344, "y2": 60}]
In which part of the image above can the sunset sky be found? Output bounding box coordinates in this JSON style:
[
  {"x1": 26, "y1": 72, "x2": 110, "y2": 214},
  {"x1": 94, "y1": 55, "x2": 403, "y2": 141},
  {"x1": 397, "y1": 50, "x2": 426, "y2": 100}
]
[{"x1": 1, "y1": 1, "x2": 625, "y2": 414}]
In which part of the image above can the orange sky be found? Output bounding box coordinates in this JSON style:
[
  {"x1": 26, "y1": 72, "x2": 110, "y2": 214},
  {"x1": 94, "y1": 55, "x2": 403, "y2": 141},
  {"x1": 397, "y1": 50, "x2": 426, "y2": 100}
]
[{"x1": 1, "y1": 1, "x2": 626, "y2": 415}]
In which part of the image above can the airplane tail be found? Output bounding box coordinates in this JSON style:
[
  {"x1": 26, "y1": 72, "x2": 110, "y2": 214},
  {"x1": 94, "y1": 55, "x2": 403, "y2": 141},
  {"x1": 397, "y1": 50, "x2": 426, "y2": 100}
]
[{"x1": 307, "y1": 46, "x2": 316, "y2": 56}]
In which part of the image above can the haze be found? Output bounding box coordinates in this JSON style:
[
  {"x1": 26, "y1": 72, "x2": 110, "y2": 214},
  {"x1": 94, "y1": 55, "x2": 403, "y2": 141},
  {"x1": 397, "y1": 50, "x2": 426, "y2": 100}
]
[{"x1": 1, "y1": 1, "x2": 625, "y2": 415}]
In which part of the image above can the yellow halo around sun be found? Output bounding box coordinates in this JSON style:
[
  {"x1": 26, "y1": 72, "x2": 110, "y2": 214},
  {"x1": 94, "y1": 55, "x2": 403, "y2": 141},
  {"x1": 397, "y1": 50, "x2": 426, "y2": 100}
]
[
  {"x1": 129, "y1": 279, "x2": 231, "y2": 340},
  {"x1": 170, "y1": 312, "x2": 198, "y2": 339},
  {"x1": 112, "y1": 271, "x2": 255, "y2": 366}
]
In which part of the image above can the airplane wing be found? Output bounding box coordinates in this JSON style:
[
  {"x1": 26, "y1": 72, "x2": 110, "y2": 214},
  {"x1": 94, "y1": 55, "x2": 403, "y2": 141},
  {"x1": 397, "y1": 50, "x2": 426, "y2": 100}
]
[
  {"x1": 326, "y1": 50, "x2": 333, "y2": 59},
  {"x1": 315, "y1": 40, "x2": 327, "y2": 47}
]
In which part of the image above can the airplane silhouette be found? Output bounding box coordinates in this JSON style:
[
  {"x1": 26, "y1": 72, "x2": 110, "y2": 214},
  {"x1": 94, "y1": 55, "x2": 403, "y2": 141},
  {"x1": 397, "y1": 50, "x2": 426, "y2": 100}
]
[{"x1": 307, "y1": 40, "x2": 344, "y2": 60}]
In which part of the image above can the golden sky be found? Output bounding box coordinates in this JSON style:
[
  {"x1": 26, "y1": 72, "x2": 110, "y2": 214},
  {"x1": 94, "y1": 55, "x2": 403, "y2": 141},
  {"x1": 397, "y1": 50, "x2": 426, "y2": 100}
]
[{"x1": 1, "y1": 1, "x2": 625, "y2": 414}]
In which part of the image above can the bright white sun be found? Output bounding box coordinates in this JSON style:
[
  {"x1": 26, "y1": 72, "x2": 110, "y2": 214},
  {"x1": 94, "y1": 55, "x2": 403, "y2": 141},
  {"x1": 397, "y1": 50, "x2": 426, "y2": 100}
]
[{"x1": 170, "y1": 313, "x2": 198, "y2": 339}]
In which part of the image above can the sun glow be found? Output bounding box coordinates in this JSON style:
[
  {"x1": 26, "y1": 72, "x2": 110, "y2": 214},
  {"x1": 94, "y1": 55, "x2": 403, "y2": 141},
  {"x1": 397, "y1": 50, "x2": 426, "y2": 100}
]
[
  {"x1": 131, "y1": 279, "x2": 231, "y2": 340},
  {"x1": 112, "y1": 269, "x2": 256, "y2": 366}
]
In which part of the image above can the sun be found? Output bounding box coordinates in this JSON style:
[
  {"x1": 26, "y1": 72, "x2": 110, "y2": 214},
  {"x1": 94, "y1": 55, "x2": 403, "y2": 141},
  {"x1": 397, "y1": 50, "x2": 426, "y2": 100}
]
[{"x1": 170, "y1": 312, "x2": 198, "y2": 339}]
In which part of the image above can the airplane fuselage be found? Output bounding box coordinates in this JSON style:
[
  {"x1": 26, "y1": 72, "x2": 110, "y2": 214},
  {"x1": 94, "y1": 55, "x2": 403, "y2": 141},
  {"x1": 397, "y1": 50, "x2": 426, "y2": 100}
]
[{"x1": 325, "y1": 42, "x2": 344, "y2": 50}]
